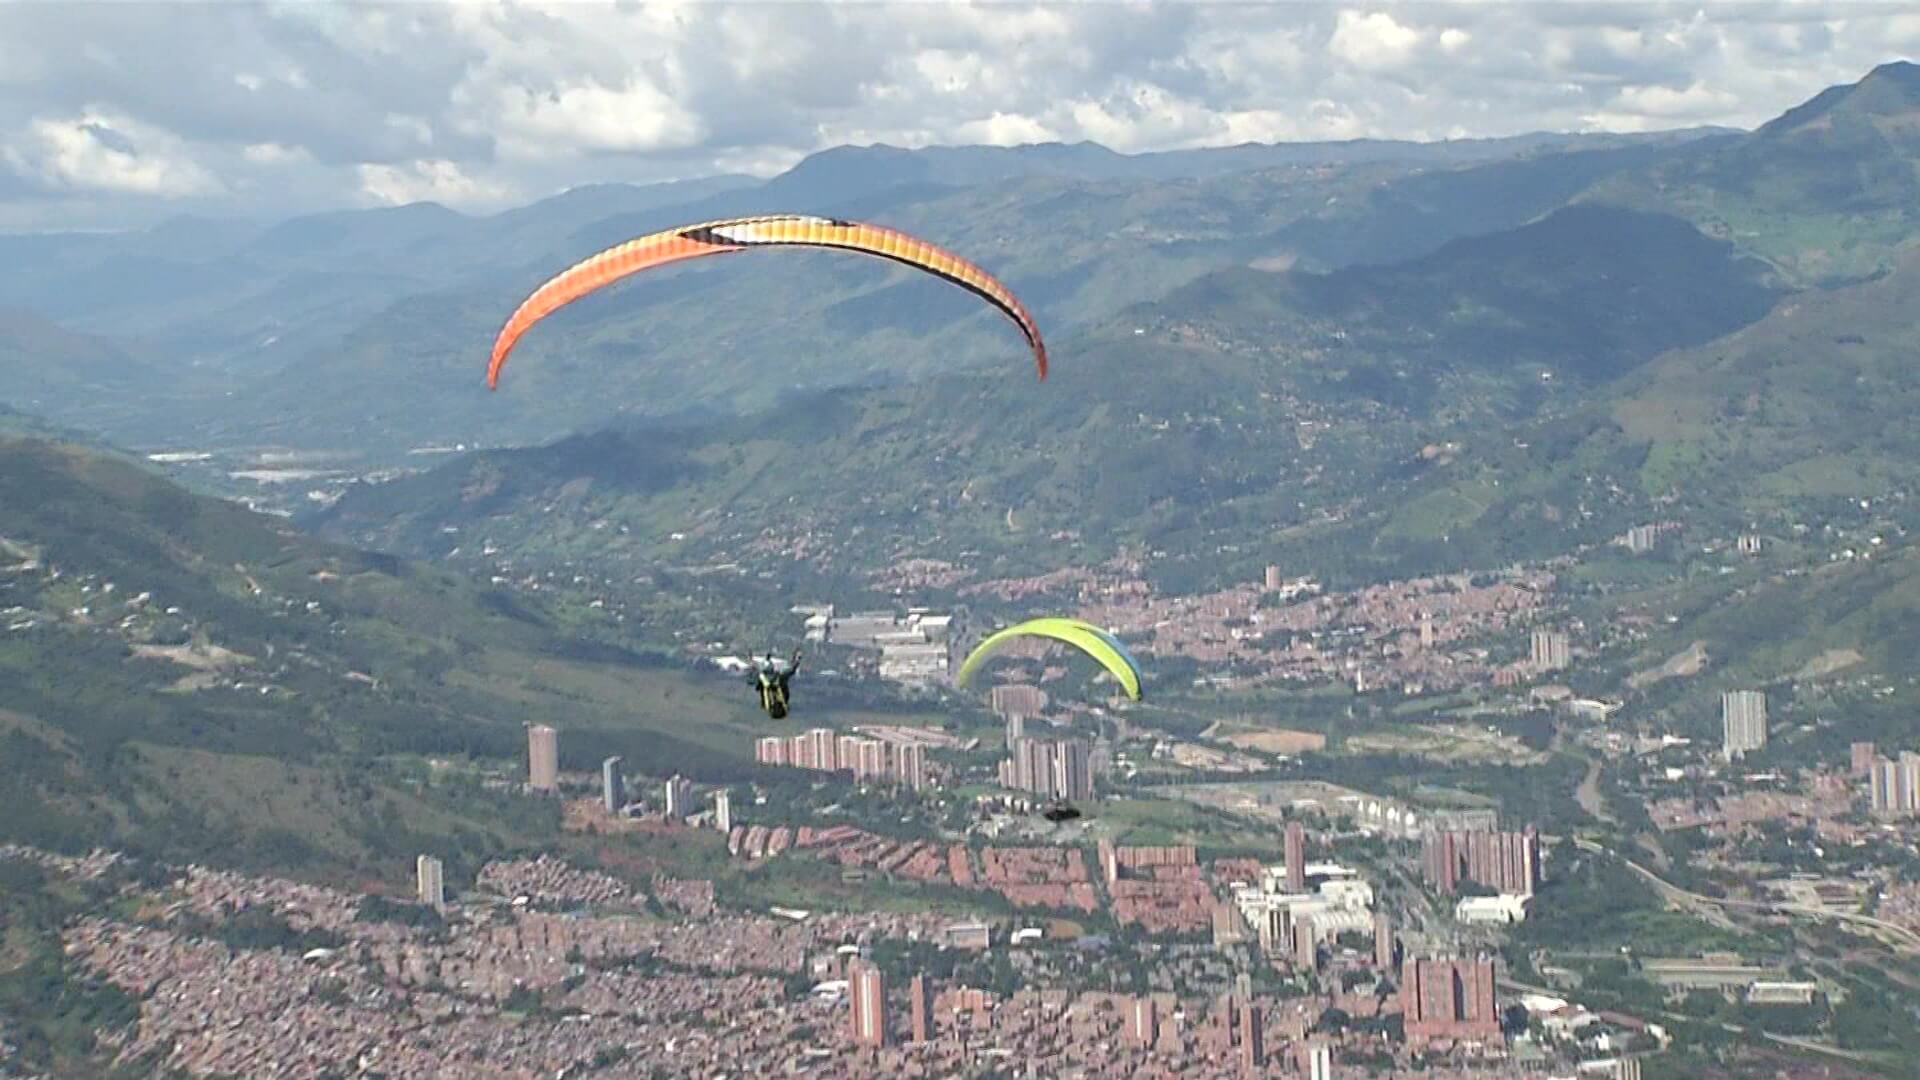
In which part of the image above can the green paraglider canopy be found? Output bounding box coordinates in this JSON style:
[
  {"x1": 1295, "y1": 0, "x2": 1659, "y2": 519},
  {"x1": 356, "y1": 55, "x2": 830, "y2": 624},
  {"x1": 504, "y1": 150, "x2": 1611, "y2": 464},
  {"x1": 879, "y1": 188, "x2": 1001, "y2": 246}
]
[{"x1": 953, "y1": 616, "x2": 1143, "y2": 700}]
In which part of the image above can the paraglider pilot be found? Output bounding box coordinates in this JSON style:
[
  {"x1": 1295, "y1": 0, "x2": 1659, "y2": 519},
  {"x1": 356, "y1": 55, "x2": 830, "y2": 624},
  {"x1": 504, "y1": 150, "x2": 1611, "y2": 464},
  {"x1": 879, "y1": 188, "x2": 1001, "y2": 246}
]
[{"x1": 750, "y1": 649, "x2": 802, "y2": 719}]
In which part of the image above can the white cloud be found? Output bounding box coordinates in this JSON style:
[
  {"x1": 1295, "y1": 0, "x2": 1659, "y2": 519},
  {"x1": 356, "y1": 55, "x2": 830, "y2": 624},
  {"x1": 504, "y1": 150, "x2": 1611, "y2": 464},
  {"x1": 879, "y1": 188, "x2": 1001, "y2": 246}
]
[
  {"x1": 707, "y1": 144, "x2": 805, "y2": 179},
  {"x1": 477, "y1": 79, "x2": 708, "y2": 159},
  {"x1": 1328, "y1": 10, "x2": 1425, "y2": 71},
  {"x1": 955, "y1": 111, "x2": 1061, "y2": 147},
  {"x1": 0, "y1": 1, "x2": 1914, "y2": 226},
  {"x1": 384, "y1": 114, "x2": 435, "y2": 148},
  {"x1": 4, "y1": 109, "x2": 220, "y2": 197},
  {"x1": 242, "y1": 141, "x2": 309, "y2": 166},
  {"x1": 1612, "y1": 80, "x2": 1744, "y2": 118},
  {"x1": 356, "y1": 158, "x2": 513, "y2": 207}
]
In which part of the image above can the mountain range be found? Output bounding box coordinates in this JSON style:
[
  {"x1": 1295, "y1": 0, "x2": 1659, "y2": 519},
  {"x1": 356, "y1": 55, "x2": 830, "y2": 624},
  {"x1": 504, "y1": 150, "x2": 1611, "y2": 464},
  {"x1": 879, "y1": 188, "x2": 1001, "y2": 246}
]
[
  {"x1": 1583, "y1": 60, "x2": 1920, "y2": 287},
  {"x1": 1, "y1": 126, "x2": 1722, "y2": 457},
  {"x1": 309, "y1": 65, "x2": 1920, "y2": 594},
  {"x1": 306, "y1": 200, "x2": 1783, "y2": 590}
]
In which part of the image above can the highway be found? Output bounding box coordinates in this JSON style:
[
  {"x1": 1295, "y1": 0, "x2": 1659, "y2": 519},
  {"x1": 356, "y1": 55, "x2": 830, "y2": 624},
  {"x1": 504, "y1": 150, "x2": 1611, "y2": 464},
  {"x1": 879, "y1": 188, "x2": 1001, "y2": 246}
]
[{"x1": 1572, "y1": 838, "x2": 1920, "y2": 952}]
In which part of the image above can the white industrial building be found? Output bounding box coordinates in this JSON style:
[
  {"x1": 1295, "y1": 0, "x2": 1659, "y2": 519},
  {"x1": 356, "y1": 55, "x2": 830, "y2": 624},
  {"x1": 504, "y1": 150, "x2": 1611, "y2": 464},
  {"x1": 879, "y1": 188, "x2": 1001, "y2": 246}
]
[{"x1": 1455, "y1": 894, "x2": 1531, "y2": 925}]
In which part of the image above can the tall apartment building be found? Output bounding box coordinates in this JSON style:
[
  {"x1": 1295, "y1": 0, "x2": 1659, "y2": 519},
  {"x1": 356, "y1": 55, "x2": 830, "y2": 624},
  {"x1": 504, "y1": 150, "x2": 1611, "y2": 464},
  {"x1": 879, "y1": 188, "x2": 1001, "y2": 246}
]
[
  {"x1": 1128, "y1": 995, "x2": 1157, "y2": 1046},
  {"x1": 753, "y1": 729, "x2": 926, "y2": 790},
  {"x1": 1722, "y1": 690, "x2": 1769, "y2": 759},
  {"x1": 1255, "y1": 906, "x2": 1287, "y2": 956},
  {"x1": 1308, "y1": 1043, "x2": 1334, "y2": 1080},
  {"x1": 527, "y1": 725, "x2": 558, "y2": 791},
  {"x1": 848, "y1": 960, "x2": 887, "y2": 1047},
  {"x1": 1061, "y1": 738, "x2": 1093, "y2": 801},
  {"x1": 1284, "y1": 821, "x2": 1307, "y2": 892},
  {"x1": 895, "y1": 743, "x2": 927, "y2": 792},
  {"x1": 600, "y1": 756, "x2": 623, "y2": 813},
  {"x1": 415, "y1": 854, "x2": 444, "y2": 910},
  {"x1": 989, "y1": 683, "x2": 1048, "y2": 721},
  {"x1": 1529, "y1": 629, "x2": 1570, "y2": 672},
  {"x1": 1239, "y1": 1003, "x2": 1264, "y2": 1070},
  {"x1": 1852, "y1": 741, "x2": 1878, "y2": 777},
  {"x1": 1869, "y1": 753, "x2": 1920, "y2": 817},
  {"x1": 1053, "y1": 738, "x2": 1091, "y2": 803},
  {"x1": 753, "y1": 735, "x2": 789, "y2": 766},
  {"x1": 1869, "y1": 757, "x2": 1902, "y2": 815},
  {"x1": 804, "y1": 728, "x2": 839, "y2": 771},
  {"x1": 851, "y1": 738, "x2": 888, "y2": 782},
  {"x1": 998, "y1": 737, "x2": 1092, "y2": 801},
  {"x1": 1001, "y1": 736, "x2": 1052, "y2": 794},
  {"x1": 1059, "y1": 730, "x2": 1090, "y2": 799},
  {"x1": 1401, "y1": 955, "x2": 1501, "y2": 1046},
  {"x1": 909, "y1": 974, "x2": 933, "y2": 1044},
  {"x1": 1212, "y1": 903, "x2": 1247, "y2": 948},
  {"x1": 663, "y1": 775, "x2": 693, "y2": 820},
  {"x1": 1423, "y1": 828, "x2": 1541, "y2": 897},
  {"x1": 713, "y1": 790, "x2": 733, "y2": 833},
  {"x1": 1373, "y1": 912, "x2": 1397, "y2": 969},
  {"x1": 1622, "y1": 524, "x2": 1660, "y2": 553}
]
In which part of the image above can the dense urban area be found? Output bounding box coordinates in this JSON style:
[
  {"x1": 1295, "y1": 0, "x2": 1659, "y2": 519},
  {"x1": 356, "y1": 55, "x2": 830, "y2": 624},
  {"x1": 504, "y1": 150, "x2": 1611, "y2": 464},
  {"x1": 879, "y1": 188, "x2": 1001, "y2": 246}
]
[{"x1": 8, "y1": 518, "x2": 1920, "y2": 1078}]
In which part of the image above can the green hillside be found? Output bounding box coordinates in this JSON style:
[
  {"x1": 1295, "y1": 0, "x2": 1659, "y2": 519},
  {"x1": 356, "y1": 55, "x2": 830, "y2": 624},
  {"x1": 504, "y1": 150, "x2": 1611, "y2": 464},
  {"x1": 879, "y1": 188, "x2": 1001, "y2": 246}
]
[
  {"x1": 1268, "y1": 139, "x2": 1704, "y2": 271},
  {"x1": 1374, "y1": 244, "x2": 1920, "y2": 573},
  {"x1": 0, "y1": 403, "x2": 98, "y2": 444},
  {"x1": 0, "y1": 132, "x2": 1710, "y2": 456},
  {"x1": 216, "y1": 152, "x2": 1617, "y2": 455},
  {"x1": 0, "y1": 436, "x2": 876, "y2": 881},
  {"x1": 1542, "y1": 533, "x2": 1920, "y2": 762},
  {"x1": 1148, "y1": 203, "x2": 1778, "y2": 412},
  {"x1": 304, "y1": 63, "x2": 1920, "y2": 629},
  {"x1": 1613, "y1": 249, "x2": 1920, "y2": 511},
  {"x1": 310, "y1": 203, "x2": 1780, "y2": 596},
  {"x1": 1651, "y1": 545, "x2": 1920, "y2": 695},
  {"x1": 0, "y1": 313, "x2": 174, "y2": 422},
  {"x1": 1583, "y1": 61, "x2": 1920, "y2": 286}
]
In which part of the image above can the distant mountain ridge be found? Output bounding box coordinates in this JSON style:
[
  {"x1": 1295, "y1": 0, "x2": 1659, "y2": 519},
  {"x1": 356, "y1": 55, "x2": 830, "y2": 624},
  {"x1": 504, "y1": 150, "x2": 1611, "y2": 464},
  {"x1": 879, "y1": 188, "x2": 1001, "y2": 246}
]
[
  {"x1": 308, "y1": 199, "x2": 1784, "y2": 596},
  {"x1": 1760, "y1": 59, "x2": 1920, "y2": 136},
  {"x1": 1580, "y1": 61, "x2": 1920, "y2": 286},
  {"x1": 0, "y1": 310, "x2": 168, "y2": 417},
  {"x1": 3, "y1": 64, "x2": 1915, "y2": 487},
  {"x1": 307, "y1": 64, "x2": 1920, "y2": 600},
  {"x1": 0, "y1": 124, "x2": 1723, "y2": 455},
  {"x1": 759, "y1": 128, "x2": 1721, "y2": 196}
]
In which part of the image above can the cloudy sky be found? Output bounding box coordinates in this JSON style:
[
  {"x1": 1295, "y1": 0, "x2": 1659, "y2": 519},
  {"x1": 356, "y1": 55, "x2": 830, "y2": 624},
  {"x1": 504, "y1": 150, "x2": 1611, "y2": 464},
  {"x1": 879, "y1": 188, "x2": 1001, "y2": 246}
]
[{"x1": 2, "y1": 0, "x2": 1915, "y2": 229}]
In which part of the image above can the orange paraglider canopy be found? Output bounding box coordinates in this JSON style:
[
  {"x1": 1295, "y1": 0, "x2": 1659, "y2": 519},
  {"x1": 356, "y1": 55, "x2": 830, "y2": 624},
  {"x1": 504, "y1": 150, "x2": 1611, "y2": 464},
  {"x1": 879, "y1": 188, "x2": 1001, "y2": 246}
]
[{"x1": 486, "y1": 214, "x2": 1047, "y2": 388}]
